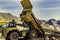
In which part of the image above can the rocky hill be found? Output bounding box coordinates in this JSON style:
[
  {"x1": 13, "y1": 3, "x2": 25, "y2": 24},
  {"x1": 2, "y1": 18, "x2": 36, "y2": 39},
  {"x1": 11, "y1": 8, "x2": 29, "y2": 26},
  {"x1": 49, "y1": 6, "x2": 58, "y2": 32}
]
[{"x1": 0, "y1": 13, "x2": 20, "y2": 21}]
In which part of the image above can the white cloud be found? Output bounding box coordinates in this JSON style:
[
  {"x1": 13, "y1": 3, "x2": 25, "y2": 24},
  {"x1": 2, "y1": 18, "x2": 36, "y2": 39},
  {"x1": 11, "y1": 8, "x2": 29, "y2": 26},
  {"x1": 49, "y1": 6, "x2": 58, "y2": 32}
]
[
  {"x1": 20, "y1": 0, "x2": 43, "y2": 1},
  {"x1": 0, "y1": 0, "x2": 22, "y2": 10},
  {"x1": 32, "y1": 7, "x2": 60, "y2": 20},
  {"x1": 0, "y1": 0, "x2": 20, "y2": 5},
  {"x1": 0, "y1": 0, "x2": 19, "y2": 2},
  {"x1": 0, "y1": 0, "x2": 60, "y2": 20},
  {"x1": 30, "y1": 0, "x2": 43, "y2": 1},
  {"x1": 33, "y1": 7, "x2": 60, "y2": 10},
  {"x1": 0, "y1": 4, "x2": 17, "y2": 7},
  {"x1": 0, "y1": 8, "x2": 22, "y2": 17},
  {"x1": 0, "y1": 0, "x2": 22, "y2": 17},
  {"x1": 43, "y1": 0, "x2": 60, "y2": 2},
  {"x1": 0, "y1": 0, "x2": 19, "y2": 6},
  {"x1": 50, "y1": 0, "x2": 60, "y2": 1}
]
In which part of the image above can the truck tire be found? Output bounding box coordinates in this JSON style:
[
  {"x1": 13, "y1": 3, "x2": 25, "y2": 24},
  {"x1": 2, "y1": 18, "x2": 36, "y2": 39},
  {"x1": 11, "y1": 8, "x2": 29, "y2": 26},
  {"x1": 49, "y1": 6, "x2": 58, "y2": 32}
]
[
  {"x1": 49, "y1": 37, "x2": 55, "y2": 40},
  {"x1": 6, "y1": 31, "x2": 20, "y2": 40},
  {"x1": 28, "y1": 30, "x2": 38, "y2": 39}
]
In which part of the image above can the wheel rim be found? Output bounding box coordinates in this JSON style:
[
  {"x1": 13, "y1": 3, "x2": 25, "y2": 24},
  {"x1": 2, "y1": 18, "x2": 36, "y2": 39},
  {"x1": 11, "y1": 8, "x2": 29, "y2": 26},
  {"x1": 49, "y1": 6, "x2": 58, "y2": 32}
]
[
  {"x1": 9, "y1": 32, "x2": 19, "y2": 40},
  {"x1": 29, "y1": 30, "x2": 37, "y2": 39},
  {"x1": 32, "y1": 32, "x2": 36, "y2": 37},
  {"x1": 12, "y1": 34, "x2": 18, "y2": 39}
]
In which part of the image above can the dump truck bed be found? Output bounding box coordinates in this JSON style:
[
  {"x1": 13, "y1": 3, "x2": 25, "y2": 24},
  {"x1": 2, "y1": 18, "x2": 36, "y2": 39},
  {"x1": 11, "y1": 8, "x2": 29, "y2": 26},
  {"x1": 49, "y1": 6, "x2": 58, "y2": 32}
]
[{"x1": 20, "y1": 0, "x2": 44, "y2": 34}]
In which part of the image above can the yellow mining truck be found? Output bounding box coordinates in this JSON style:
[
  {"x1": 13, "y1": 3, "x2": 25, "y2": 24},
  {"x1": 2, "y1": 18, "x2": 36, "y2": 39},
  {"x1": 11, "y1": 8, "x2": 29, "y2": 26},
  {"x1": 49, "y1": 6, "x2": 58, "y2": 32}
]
[
  {"x1": 20, "y1": 0, "x2": 60, "y2": 40},
  {"x1": 0, "y1": 0, "x2": 60, "y2": 40},
  {"x1": 0, "y1": 20, "x2": 9, "y2": 25},
  {"x1": 0, "y1": 0, "x2": 45, "y2": 40},
  {"x1": 0, "y1": 20, "x2": 29, "y2": 40},
  {"x1": 20, "y1": 0, "x2": 45, "y2": 39}
]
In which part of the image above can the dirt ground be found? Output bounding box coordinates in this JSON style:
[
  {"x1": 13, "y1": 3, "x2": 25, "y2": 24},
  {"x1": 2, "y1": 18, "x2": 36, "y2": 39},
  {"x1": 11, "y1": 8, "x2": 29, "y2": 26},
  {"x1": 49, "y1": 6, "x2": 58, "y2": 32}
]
[
  {"x1": 0, "y1": 38, "x2": 5, "y2": 40},
  {"x1": 0, "y1": 38, "x2": 60, "y2": 40},
  {"x1": 0, "y1": 38, "x2": 40, "y2": 40}
]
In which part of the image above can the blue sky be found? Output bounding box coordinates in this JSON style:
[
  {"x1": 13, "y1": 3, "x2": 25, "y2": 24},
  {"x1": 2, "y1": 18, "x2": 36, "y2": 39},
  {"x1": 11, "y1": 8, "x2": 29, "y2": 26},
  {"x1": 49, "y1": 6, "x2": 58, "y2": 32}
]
[{"x1": 0, "y1": 0, "x2": 60, "y2": 20}]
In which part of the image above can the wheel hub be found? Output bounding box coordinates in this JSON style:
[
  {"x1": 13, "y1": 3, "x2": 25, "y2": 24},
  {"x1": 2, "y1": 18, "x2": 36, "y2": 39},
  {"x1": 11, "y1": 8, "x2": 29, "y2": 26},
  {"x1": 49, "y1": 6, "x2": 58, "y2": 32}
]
[
  {"x1": 32, "y1": 33, "x2": 36, "y2": 37},
  {"x1": 12, "y1": 34, "x2": 17, "y2": 39}
]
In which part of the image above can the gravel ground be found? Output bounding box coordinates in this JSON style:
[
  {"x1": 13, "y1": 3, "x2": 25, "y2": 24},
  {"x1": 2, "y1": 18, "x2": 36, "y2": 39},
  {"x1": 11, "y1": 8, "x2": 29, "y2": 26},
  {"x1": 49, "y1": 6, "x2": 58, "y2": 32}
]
[
  {"x1": 0, "y1": 38, "x2": 60, "y2": 40},
  {"x1": 0, "y1": 38, "x2": 42, "y2": 40},
  {"x1": 0, "y1": 38, "x2": 5, "y2": 40}
]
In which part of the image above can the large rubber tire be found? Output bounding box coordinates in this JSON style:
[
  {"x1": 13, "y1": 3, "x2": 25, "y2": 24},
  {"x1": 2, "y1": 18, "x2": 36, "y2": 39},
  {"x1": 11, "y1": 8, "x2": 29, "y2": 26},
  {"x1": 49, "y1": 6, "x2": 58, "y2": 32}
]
[
  {"x1": 6, "y1": 31, "x2": 20, "y2": 40},
  {"x1": 49, "y1": 37, "x2": 55, "y2": 40},
  {"x1": 28, "y1": 30, "x2": 38, "y2": 39}
]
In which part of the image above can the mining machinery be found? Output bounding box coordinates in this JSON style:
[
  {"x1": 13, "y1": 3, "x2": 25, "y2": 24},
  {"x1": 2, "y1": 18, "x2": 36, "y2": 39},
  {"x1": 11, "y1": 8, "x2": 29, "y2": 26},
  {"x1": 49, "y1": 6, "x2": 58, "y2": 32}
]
[
  {"x1": 20, "y1": 0, "x2": 45, "y2": 39},
  {"x1": 20, "y1": 0, "x2": 60, "y2": 40},
  {"x1": 0, "y1": 0, "x2": 60, "y2": 40}
]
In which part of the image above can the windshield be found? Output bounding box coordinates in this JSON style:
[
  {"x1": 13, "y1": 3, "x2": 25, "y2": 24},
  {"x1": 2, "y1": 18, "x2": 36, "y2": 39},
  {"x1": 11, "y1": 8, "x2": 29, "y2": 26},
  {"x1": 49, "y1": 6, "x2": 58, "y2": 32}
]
[{"x1": 6, "y1": 22, "x2": 16, "y2": 28}]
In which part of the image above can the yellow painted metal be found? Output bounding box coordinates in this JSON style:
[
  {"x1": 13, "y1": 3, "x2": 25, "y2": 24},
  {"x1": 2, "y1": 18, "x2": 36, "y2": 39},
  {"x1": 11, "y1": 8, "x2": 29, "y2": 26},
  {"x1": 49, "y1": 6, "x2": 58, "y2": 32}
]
[
  {"x1": 22, "y1": 31, "x2": 26, "y2": 37},
  {"x1": 3, "y1": 27, "x2": 18, "y2": 37},
  {"x1": 32, "y1": 32, "x2": 36, "y2": 37},
  {"x1": 0, "y1": 20, "x2": 9, "y2": 25},
  {"x1": 20, "y1": 0, "x2": 32, "y2": 9},
  {"x1": 20, "y1": 0, "x2": 44, "y2": 34}
]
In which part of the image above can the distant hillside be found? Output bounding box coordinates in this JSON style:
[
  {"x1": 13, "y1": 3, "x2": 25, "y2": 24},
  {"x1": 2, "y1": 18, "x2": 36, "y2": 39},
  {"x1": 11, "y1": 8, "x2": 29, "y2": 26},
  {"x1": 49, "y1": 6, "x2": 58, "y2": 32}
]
[{"x1": 0, "y1": 13, "x2": 20, "y2": 21}]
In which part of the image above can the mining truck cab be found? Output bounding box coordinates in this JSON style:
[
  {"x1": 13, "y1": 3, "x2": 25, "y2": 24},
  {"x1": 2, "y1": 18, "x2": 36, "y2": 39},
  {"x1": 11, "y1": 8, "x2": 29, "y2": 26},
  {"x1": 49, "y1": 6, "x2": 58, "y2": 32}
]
[
  {"x1": 6, "y1": 21, "x2": 16, "y2": 28},
  {"x1": 0, "y1": 20, "x2": 29, "y2": 40}
]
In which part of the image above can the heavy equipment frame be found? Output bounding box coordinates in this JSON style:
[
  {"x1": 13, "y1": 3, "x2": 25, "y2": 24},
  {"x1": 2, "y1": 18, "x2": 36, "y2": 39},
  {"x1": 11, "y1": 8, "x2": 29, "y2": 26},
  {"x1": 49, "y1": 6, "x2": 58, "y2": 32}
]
[
  {"x1": 20, "y1": 0, "x2": 60, "y2": 40},
  {"x1": 0, "y1": 20, "x2": 29, "y2": 40},
  {"x1": 20, "y1": 0, "x2": 45, "y2": 39},
  {"x1": 0, "y1": 0, "x2": 60, "y2": 40}
]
